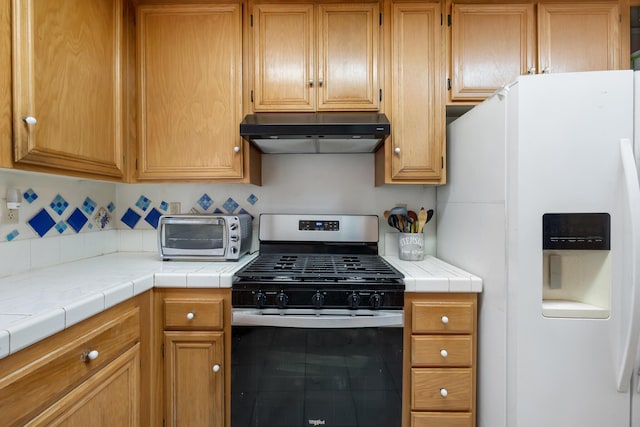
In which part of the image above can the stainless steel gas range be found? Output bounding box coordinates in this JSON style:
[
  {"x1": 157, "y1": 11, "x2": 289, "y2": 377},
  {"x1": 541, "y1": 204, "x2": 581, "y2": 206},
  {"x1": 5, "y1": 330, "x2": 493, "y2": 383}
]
[{"x1": 231, "y1": 214, "x2": 404, "y2": 427}]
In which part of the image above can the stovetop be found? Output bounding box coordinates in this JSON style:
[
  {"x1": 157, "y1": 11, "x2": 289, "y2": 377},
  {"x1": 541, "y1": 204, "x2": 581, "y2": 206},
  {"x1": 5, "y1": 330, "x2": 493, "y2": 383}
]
[{"x1": 234, "y1": 253, "x2": 404, "y2": 282}]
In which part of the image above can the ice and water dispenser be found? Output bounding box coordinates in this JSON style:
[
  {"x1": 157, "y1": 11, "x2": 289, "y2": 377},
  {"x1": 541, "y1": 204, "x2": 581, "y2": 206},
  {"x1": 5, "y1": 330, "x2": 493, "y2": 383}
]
[{"x1": 542, "y1": 213, "x2": 611, "y2": 319}]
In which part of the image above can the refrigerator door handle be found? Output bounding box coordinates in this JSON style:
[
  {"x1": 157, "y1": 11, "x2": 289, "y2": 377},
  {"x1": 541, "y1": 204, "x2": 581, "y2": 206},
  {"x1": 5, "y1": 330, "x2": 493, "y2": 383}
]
[{"x1": 617, "y1": 138, "x2": 640, "y2": 392}]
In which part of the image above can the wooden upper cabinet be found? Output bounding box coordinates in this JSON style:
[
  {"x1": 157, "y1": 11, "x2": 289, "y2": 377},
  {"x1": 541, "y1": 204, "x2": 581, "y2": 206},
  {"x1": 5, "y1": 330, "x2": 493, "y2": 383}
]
[
  {"x1": 383, "y1": 2, "x2": 444, "y2": 183},
  {"x1": 252, "y1": 2, "x2": 380, "y2": 112},
  {"x1": 449, "y1": 1, "x2": 622, "y2": 103},
  {"x1": 537, "y1": 3, "x2": 620, "y2": 74},
  {"x1": 136, "y1": 3, "x2": 244, "y2": 180},
  {"x1": 12, "y1": 0, "x2": 124, "y2": 179},
  {"x1": 450, "y1": 3, "x2": 535, "y2": 102}
]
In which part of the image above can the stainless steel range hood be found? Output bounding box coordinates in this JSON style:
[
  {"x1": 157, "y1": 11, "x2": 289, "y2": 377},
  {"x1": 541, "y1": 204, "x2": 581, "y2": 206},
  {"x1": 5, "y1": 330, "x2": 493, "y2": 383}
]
[{"x1": 239, "y1": 112, "x2": 390, "y2": 154}]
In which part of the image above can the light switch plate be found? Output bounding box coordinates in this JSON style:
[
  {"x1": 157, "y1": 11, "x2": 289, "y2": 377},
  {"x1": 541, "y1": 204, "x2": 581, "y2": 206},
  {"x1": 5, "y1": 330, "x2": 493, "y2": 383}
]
[{"x1": 1, "y1": 205, "x2": 19, "y2": 224}]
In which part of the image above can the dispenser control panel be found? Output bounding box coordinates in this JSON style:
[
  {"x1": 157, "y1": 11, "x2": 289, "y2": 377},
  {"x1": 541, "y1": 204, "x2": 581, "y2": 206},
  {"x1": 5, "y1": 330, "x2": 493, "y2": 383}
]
[{"x1": 542, "y1": 213, "x2": 610, "y2": 250}]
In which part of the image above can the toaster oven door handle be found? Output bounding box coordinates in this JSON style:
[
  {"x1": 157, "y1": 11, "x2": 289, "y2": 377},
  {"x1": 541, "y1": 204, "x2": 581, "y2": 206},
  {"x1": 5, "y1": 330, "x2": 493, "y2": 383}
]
[{"x1": 231, "y1": 308, "x2": 403, "y2": 328}]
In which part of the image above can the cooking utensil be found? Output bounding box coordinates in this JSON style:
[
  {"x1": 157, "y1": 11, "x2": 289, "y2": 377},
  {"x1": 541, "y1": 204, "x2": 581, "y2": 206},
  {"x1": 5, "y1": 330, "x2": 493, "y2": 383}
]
[
  {"x1": 407, "y1": 210, "x2": 418, "y2": 233},
  {"x1": 388, "y1": 215, "x2": 402, "y2": 232},
  {"x1": 417, "y1": 208, "x2": 427, "y2": 233},
  {"x1": 425, "y1": 209, "x2": 434, "y2": 224}
]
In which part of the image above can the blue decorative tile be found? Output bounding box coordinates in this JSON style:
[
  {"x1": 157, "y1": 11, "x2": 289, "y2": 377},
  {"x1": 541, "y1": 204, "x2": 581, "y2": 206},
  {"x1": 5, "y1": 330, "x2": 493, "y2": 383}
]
[
  {"x1": 121, "y1": 208, "x2": 141, "y2": 229},
  {"x1": 159, "y1": 201, "x2": 169, "y2": 212},
  {"x1": 145, "y1": 207, "x2": 162, "y2": 229},
  {"x1": 23, "y1": 188, "x2": 38, "y2": 204},
  {"x1": 222, "y1": 197, "x2": 239, "y2": 213},
  {"x1": 247, "y1": 194, "x2": 258, "y2": 205},
  {"x1": 107, "y1": 202, "x2": 116, "y2": 213},
  {"x1": 93, "y1": 207, "x2": 112, "y2": 229},
  {"x1": 6, "y1": 229, "x2": 19, "y2": 241},
  {"x1": 135, "y1": 195, "x2": 151, "y2": 212},
  {"x1": 239, "y1": 208, "x2": 254, "y2": 220},
  {"x1": 66, "y1": 208, "x2": 88, "y2": 233},
  {"x1": 55, "y1": 221, "x2": 68, "y2": 234},
  {"x1": 50, "y1": 194, "x2": 69, "y2": 215},
  {"x1": 82, "y1": 197, "x2": 97, "y2": 215},
  {"x1": 88, "y1": 223, "x2": 94, "y2": 229},
  {"x1": 198, "y1": 194, "x2": 213, "y2": 211},
  {"x1": 28, "y1": 209, "x2": 56, "y2": 237}
]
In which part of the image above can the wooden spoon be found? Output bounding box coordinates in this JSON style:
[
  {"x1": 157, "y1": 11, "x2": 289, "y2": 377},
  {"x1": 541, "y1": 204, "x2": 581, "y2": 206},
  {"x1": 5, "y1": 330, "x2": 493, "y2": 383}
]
[{"x1": 417, "y1": 208, "x2": 427, "y2": 233}]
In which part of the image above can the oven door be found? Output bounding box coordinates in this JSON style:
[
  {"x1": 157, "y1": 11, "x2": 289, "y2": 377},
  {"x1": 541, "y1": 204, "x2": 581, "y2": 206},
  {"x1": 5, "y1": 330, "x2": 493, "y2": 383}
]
[{"x1": 231, "y1": 309, "x2": 403, "y2": 427}]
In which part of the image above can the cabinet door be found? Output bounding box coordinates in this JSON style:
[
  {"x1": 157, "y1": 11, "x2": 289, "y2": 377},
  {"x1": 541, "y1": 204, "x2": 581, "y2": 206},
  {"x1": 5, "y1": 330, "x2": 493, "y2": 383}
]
[
  {"x1": 538, "y1": 3, "x2": 620, "y2": 74},
  {"x1": 165, "y1": 331, "x2": 224, "y2": 427},
  {"x1": 253, "y1": 4, "x2": 315, "y2": 111},
  {"x1": 12, "y1": 0, "x2": 124, "y2": 179},
  {"x1": 389, "y1": 2, "x2": 444, "y2": 182},
  {"x1": 450, "y1": 3, "x2": 535, "y2": 102},
  {"x1": 137, "y1": 4, "x2": 243, "y2": 180},
  {"x1": 317, "y1": 3, "x2": 379, "y2": 111},
  {"x1": 25, "y1": 345, "x2": 140, "y2": 426}
]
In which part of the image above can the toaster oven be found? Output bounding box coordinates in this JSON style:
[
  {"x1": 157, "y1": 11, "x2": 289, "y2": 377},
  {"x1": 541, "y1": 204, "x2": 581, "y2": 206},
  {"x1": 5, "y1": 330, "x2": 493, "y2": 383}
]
[{"x1": 158, "y1": 214, "x2": 252, "y2": 261}]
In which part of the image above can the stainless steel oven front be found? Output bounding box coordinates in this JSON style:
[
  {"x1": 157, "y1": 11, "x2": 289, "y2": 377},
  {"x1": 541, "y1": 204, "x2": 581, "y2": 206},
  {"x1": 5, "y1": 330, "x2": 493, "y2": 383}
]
[{"x1": 231, "y1": 309, "x2": 403, "y2": 427}]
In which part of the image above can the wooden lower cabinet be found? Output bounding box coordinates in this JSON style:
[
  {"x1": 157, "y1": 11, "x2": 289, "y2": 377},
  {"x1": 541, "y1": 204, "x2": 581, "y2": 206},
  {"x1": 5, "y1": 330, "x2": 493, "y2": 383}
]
[
  {"x1": 25, "y1": 344, "x2": 140, "y2": 426},
  {"x1": 0, "y1": 293, "x2": 150, "y2": 427},
  {"x1": 404, "y1": 293, "x2": 477, "y2": 427},
  {"x1": 158, "y1": 289, "x2": 231, "y2": 427}
]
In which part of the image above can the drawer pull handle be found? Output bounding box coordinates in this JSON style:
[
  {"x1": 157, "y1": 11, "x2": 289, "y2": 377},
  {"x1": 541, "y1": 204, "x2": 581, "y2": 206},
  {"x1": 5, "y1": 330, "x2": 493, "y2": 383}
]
[
  {"x1": 441, "y1": 315, "x2": 449, "y2": 324},
  {"x1": 82, "y1": 350, "x2": 99, "y2": 362},
  {"x1": 186, "y1": 312, "x2": 195, "y2": 320},
  {"x1": 440, "y1": 388, "x2": 448, "y2": 398},
  {"x1": 22, "y1": 116, "x2": 37, "y2": 126},
  {"x1": 213, "y1": 364, "x2": 221, "y2": 373},
  {"x1": 440, "y1": 349, "x2": 448, "y2": 358}
]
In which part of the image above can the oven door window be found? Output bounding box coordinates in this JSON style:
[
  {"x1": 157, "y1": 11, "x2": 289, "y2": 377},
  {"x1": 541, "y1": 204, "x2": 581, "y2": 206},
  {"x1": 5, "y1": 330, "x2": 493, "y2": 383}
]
[
  {"x1": 164, "y1": 223, "x2": 224, "y2": 250},
  {"x1": 232, "y1": 326, "x2": 402, "y2": 427}
]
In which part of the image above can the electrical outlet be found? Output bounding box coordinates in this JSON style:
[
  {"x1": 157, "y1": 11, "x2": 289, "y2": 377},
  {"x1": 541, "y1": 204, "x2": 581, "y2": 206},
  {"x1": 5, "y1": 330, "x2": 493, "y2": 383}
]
[
  {"x1": 1, "y1": 205, "x2": 19, "y2": 224},
  {"x1": 169, "y1": 202, "x2": 181, "y2": 214}
]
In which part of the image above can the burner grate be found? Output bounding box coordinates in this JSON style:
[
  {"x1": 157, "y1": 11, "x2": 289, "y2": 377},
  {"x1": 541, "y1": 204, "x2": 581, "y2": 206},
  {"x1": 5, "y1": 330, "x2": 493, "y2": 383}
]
[{"x1": 235, "y1": 254, "x2": 403, "y2": 281}]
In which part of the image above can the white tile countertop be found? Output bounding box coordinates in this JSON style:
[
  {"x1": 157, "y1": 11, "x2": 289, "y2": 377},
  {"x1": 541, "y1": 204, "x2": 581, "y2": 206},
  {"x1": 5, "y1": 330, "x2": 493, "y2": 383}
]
[{"x1": 0, "y1": 252, "x2": 481, "y2": 359}]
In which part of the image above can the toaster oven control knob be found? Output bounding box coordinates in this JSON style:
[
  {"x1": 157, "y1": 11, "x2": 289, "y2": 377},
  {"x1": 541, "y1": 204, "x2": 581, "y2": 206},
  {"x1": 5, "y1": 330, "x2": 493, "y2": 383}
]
[
  {"x1": 369, "y1": 294, "x2": 382, "y2": 310},
  {"x1": 230, "y1": 234, "x2": 239, "y2": 242},
  {"x1": 254, "y1": 291, "x2": 267, "y2": 308},
  {"x1": 229, "y1": 223, "x2": 238, "y2": 231},
  {"x1": 347, "y1": 292, "x2": 360, "y2": 309},
  {"x1": 311, "y1": 291, "x2": 324, "y2": 308},
  {"x1": 276, "y1": 292, "x2": 289, "y2": 308}
]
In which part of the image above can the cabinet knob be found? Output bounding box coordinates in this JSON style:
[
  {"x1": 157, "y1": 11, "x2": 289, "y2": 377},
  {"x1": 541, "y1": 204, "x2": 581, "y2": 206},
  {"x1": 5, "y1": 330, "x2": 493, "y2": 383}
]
[
  {"x1": 234, "y1": 146, "x2": 240, "y2": 153},
  {"x1": 394, "y1": 147, "x2": 400, "y2": 154},
  {"x1": 542, "y1": 67, "x2": 551, "y2": 74},
  {"x1": 22, "y1": 116, "x2": 37, "y2": 125},
  {"x1": 82, "y1": 350, "x2": 99, "y2": 362},
  {"x1": 212, "y1": 364, "x2": 221, "y2": 373},
  {"x1": 318, "y1": 79, "x2": 323, "y2": 86},
  {"x1": 309, "y1": 79, "x2": 314, "y2": 87},
  {"x1": 440, "y1": 349, "x2": 448, "y2": 358},
  {"x1": 440, "y1": 388, "x2": 448, "y2": 398},
  {"x1": 527, "y1": 67, "x2": 536, "y2": 75},
  {"x1": 441, "y1": 315, "x2": 449, "y2": 324},
  {"x1": 186, "y1": 312, "x2": 195, "y2": 320}
]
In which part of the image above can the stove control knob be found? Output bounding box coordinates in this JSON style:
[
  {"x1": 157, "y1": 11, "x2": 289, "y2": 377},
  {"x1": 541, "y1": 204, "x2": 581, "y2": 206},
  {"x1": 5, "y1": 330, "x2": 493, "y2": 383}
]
[
  {"x1": 311, "y1": 292, "x2": 324, "y2": 308},
  {"x1": 254, "y1": 291, "x2": 266, "y2": 308},
  {"x1": 369, "y1": 294, "x2": 382, "y2": 310},
  {"x1": 276, "y1": 292, "x2": 289, "y2": 309},
  {"x1": 347, "y1": 292, "x2": 360, "y2": 309}
]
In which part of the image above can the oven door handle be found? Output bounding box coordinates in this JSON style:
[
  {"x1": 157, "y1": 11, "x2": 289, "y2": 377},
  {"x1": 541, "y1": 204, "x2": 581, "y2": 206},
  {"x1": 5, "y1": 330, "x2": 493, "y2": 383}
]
[{"x1": 232, "y1": 309, "x2": 404, "y2": 328}]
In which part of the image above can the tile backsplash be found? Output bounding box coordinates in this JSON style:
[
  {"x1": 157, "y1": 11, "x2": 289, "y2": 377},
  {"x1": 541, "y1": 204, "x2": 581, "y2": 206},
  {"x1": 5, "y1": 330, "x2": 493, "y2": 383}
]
[{"x1": 0, "y1": 154, "x2": 437, "y2": 277}]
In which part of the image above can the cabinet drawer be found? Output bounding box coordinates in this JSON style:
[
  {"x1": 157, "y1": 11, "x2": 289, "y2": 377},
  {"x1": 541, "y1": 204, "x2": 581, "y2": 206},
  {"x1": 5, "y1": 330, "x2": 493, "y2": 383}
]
[
  {"x1": 412, "y1": 336, "x2": 472, "y2": 367},
  {"x1": 412, "y1": 301, "x2": 474, "y2": 333},
  {"x1": 164, "y1": 298, "x2": 223, "y2": 330},
  {"x1": 411, "y1": 411, "x2": 473, "y2": 427},
  {"x1": 0, "y1": 307, "x2": 139, "y2": 425},
  {"x1": 411, "y1": 368, "x2": 473, "y2": 411}
]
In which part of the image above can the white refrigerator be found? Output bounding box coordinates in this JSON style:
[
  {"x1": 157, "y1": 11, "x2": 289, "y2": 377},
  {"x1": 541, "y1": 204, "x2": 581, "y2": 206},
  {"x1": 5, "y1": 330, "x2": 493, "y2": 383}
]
[{"x1": 436, "y1": 70, "x2": 640, "y2": 427}]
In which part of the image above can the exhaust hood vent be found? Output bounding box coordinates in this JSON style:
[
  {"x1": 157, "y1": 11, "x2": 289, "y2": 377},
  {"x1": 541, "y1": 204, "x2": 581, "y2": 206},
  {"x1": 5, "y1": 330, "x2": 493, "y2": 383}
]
[{"x1": 240, "y1": 112, "x2": 390, "y2": 154}]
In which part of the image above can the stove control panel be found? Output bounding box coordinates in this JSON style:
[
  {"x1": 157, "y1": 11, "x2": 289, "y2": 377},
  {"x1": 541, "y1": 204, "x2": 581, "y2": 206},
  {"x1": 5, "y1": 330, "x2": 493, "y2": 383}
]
[
  {"x1": 232, "y1": 286, "x2": 404, "y2": 310},
  {"x1": 299, "y1": 220, "x2": 340, "y2": 231}
]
